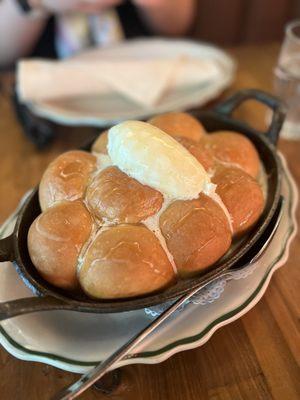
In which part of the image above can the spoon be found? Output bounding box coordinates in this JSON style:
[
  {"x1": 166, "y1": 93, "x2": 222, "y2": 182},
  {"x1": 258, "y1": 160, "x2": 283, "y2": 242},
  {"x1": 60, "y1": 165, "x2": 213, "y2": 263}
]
[{"x1": 52, "y1": 197, "x2": 284, "y2": 400}]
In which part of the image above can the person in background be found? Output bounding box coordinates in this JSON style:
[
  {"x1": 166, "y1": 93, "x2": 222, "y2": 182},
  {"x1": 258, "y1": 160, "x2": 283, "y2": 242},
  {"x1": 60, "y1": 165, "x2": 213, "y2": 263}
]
[{"x1": 0, "y1": 0, "x2": 196, "y2": 67}]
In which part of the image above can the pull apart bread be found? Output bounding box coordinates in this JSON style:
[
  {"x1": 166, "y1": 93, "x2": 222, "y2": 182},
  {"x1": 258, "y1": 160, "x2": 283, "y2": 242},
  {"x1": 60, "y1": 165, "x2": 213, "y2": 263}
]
[{"x1": 28, "y1": 113, "x2": 264, "y2": 299}]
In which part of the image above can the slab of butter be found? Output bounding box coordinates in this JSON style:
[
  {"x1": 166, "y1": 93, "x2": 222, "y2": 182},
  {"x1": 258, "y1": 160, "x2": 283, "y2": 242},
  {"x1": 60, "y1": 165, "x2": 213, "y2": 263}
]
[{"x1": 108, "y1": 121, "x2": 209, "y2": 200}]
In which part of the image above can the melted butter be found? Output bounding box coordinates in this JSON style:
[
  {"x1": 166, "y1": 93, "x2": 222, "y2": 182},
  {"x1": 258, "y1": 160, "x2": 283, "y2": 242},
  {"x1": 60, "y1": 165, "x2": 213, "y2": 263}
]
[
  {"x1": 78, "y1": 227, "x2": 167, "y2": 278},
  {"x1": 88, "y1": 153, "x2": 113, "y2": 181},
  {"x1": 100, "y1": 240, "x2": 141, "y2": 259},
  {"x1": 200, "y1": 179, "x2": 233, "y2": 233},
  {"x1": 208, "y1": 190, "x2": 233, "y2": 233},
  {"x1": 59, "y1": 159, "x2": 86, "y2": 180},
  {"x1": 36, "y1": 216, "x2": 71, "y2": 242},
  {"x1": 108, "y1": 121, "x2": 209, "y2": 200},
  {"x1": 95, "y1": 153, "x2": 113, "y2": 172},
  {"x1": 77, "y1": 218, "x2": 99, "y2": 273},
  {"x1": 143, "y1": 197, "x2": 177, "y2": 275}
]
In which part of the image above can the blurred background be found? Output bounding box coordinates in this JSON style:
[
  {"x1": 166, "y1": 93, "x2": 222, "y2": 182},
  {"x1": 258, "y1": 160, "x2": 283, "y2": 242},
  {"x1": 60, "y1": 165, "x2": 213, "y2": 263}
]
[
  {"x1": 1, "y1": 0, "x2": 299, "y2": 147},
  {"x1": 192, "y1": 0, "x2": 300, "y2": 45},
  {"x1": 0, "y1": 2, "x2": 300, "y2": 399}
]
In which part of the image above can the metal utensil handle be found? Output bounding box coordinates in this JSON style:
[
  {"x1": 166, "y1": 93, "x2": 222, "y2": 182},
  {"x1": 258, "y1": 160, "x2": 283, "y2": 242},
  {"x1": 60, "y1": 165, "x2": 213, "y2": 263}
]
[
  {"x1": 0, "y1": 296, "x2": 74, "y2": 321},
  {"x1": 51, "y1": 280, "x2": 209, "y2": 400},
  {"x1": 214, "y1": 89, "x2": 286, "y2": 145}
]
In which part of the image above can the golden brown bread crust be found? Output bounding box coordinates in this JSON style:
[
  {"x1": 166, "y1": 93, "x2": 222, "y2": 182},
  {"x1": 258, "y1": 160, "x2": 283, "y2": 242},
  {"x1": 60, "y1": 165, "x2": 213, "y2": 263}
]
[
  {"x1": 175, "y1": 137, "x2": 214, "y2": 171},
  {"x1": 91, "y1": 131, "x2": 108, "y2": 154},
  {"x1": 200, "y1": 131, "x2": 260, "y2": 178},
  {"x1": 148, "y1": 112, "x2": 206, "y2": 142},
  {"x1": 28, "y1": 201, "x2": 93, "y2": 290},
  {"x1": 39, "y1": 150, "x2": 96, "y2": 211},
  {"x1": 29, "y1": 115, "x2": 265, "y2": 299},
  {"x1": 212, "y1": 165, "x2": 264, "y2": 235},
  {"x1": 160, "y1": 193, "x2": 232, "y2": 277},
  {"x1": 86, "y1": 166, "x2": 163, "y2": 223},
  {"x1": 79, "y1": 224, "x2": 175, "y2": 299}
]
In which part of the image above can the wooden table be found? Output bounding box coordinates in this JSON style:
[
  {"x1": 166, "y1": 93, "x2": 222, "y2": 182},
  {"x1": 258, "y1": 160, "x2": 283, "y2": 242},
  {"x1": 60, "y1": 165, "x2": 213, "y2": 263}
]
[{"x1": 0, "y1": 43, "x2": 299, "y2": 400}]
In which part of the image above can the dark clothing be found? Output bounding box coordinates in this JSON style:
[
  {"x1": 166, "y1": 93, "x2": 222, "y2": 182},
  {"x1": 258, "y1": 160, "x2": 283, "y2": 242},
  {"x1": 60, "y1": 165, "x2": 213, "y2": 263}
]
[
  {"x1": 117, "y1": 1, "x2": 151, "y2": 39},
  {"x1": 31, "y1": 2, "x2": 151, "y2": 59},
  {"x1": 32, "y1": 16, "x2": 56, "y2": 58}
]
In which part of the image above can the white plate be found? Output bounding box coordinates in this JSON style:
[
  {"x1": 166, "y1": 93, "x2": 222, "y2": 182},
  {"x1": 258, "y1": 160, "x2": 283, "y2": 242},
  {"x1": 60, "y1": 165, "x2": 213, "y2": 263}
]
[
  {"x1": 0, "y1": 153, "x2": 297, "y2": 374},
  {"x1": 28, "y1": 38, "x2": 235, "y2": 127}
]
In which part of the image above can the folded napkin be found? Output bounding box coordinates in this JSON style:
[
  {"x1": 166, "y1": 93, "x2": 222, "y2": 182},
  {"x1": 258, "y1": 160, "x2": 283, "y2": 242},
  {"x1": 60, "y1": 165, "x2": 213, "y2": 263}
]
[{"x1": 17, "y1": 56, "x2": 222, "y2": 108}]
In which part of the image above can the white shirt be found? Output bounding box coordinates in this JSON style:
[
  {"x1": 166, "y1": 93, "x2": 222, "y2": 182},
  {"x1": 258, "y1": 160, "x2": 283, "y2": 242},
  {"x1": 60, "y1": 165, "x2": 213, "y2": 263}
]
[{"x1": 55, "y1": 10, "x2": 124, "y2": 59}]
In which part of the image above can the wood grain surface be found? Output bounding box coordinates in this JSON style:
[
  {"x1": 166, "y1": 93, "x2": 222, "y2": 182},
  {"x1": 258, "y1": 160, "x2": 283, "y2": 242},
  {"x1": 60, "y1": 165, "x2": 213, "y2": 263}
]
[{"x1": 0, "y1": 43, "x2": 299, "y2": 400}]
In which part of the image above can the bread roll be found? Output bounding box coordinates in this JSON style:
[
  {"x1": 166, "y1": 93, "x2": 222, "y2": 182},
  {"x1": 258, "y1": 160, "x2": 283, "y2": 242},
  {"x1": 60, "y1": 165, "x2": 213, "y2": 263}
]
[
  {"x1": 91, "y1": 131, "x2": 108, "y2": 154},
  {"x1": 39, "y1": 150, "x2": 96, "y2": 211},
  {"x1": 28, "y1": 113, "x2": 265, "y2": 299},
  {"x1": 175, "y1": 137, "x2": 214, "y2": 171},
  {"x1": 86, "y1": 166, "x2": 163, "y2": 223},
  {"x1": 160, "y1": 193, "x2": 231, "y2": 277},
  {"x1": 212, "y1": 165, "x2": 264, "y2": 235},
  {"x1": 28, "y1": 201, "x2": 93, "y2": 290},
  {"x1": 200, "y1": 131, "x2": 260, "y2": 177},
  {"x1": 79, "y1": 224, "x2": 175, "y2": 299},
  {"x1": 148, "y1": 112, "x2": 206, "y2": 142}
]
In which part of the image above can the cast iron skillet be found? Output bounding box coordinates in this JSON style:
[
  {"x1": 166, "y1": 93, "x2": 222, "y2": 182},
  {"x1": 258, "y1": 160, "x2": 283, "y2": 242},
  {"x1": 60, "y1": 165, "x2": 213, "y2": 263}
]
[{"x1": 0, "y1": 89, "x2": 285, "y2": 320}]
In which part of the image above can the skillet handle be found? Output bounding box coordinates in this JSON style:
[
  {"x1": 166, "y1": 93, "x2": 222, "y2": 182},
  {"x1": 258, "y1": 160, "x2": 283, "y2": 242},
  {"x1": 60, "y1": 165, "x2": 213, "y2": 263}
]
[
  {"x1": 0, "y1": 234, "x2": 15, "y2": 262},
  {"x1": 0, "y1": 296, "x2": 75, "y2": 321},
  {"x1": 214, "y1": 89, "x2": 286, "y2": 145}
]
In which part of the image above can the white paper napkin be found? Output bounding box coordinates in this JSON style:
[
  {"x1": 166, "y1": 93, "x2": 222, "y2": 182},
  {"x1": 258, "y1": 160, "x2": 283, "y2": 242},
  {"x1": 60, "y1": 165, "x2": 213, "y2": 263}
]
[{"x1": 17, "y1": 56, "x2": 222, "y2": 108}]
